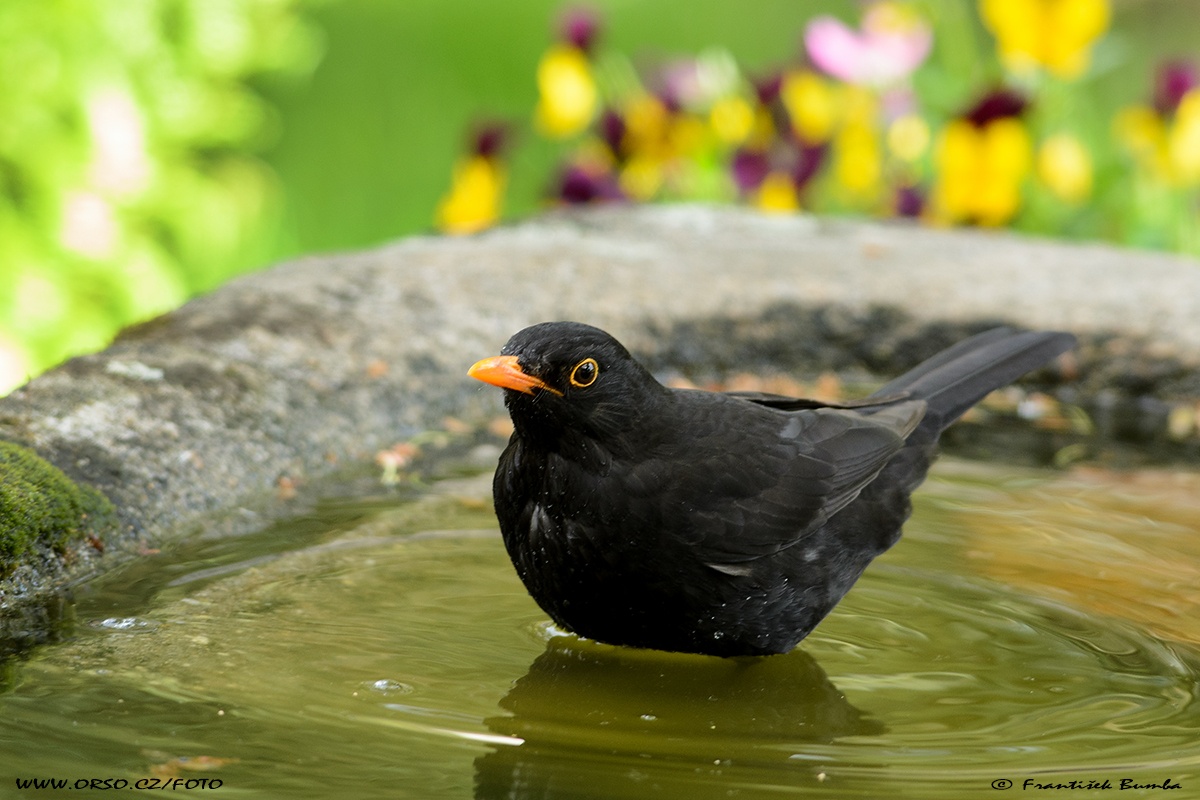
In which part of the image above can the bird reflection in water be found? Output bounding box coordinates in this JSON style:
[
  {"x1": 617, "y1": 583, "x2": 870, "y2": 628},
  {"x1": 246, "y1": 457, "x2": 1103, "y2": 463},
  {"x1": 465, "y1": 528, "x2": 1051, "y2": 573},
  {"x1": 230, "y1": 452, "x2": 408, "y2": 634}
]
[{"x1": 474, "y1": 632, "x2": 881, "y2": 799}]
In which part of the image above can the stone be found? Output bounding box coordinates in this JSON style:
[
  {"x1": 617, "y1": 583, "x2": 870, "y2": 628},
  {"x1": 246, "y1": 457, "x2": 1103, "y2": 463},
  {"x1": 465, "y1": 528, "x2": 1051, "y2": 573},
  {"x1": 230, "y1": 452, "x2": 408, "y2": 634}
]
[{"x1": 2, "y1": 205, "x2": 1198, "y2": 645}]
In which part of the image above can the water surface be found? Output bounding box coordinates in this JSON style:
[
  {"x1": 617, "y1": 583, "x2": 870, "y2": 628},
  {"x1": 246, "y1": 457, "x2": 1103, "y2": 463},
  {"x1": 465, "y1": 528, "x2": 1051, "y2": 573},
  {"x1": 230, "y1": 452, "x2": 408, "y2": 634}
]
[{"x1": 2, "y1": 462, "x2": 1198, "y2": 798}]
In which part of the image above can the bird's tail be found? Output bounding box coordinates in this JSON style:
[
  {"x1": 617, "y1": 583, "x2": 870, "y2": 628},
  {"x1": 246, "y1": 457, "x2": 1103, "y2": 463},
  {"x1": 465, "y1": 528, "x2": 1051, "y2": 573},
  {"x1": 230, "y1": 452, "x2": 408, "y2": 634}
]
[{"x1": 871, "y1": 327, "x2": 1076, "y2": 436}]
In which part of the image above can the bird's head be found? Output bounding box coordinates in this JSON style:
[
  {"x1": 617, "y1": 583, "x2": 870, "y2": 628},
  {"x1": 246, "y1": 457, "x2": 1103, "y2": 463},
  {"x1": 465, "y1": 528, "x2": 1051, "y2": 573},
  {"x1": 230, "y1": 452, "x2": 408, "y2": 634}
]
[{"x1": 468, "y1": 321, "x2": 667, "y2": 450}]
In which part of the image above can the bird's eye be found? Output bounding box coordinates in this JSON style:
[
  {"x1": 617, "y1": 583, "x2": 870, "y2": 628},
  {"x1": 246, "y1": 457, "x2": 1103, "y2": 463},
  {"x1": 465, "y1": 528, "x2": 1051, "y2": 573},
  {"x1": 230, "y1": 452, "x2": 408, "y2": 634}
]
[{"x1": 569, "y1": 358, "x2": 599, "y2": 388}]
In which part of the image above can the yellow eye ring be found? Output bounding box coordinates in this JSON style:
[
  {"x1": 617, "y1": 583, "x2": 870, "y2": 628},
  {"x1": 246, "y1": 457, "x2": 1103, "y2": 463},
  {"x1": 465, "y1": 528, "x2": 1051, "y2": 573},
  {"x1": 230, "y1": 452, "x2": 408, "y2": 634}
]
[{"x1": 569, "y1": 358, "x2": 599, "y2": 388}]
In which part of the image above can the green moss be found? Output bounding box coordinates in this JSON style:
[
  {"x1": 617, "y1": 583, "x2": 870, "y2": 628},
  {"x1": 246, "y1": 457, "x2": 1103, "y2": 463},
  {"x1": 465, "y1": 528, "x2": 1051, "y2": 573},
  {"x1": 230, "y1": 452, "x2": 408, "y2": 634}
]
[{"x1": 0, "y1": 441, "x2": 118, "y2": 572}]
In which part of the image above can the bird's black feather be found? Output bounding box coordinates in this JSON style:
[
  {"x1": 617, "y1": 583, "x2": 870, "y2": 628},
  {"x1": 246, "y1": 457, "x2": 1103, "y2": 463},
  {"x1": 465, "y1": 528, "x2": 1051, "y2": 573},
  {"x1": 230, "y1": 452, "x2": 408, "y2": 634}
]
[{"x1": 477, "y1": 321, "x2": 1075, "y2": 656}]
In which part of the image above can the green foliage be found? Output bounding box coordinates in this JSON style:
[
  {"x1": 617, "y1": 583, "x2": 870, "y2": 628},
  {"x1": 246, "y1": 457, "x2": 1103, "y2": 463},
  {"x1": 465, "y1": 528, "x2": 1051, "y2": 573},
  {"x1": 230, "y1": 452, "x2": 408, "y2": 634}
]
[
  {"x1": 2, "y1": 1, "x2": 1197, "y2": 401},
  {"x1": 0, "y1": 441, "x2": 118, "y2": 572},
  {"x1": 0, "y1": 0, "x2": 320, "y2": 394}
]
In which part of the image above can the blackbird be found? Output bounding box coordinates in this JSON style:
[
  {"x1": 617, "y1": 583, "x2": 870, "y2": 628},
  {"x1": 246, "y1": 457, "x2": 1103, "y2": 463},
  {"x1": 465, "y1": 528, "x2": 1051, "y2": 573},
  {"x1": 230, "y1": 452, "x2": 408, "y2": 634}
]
[{"x1": 469, "y1": 321, "x2": 1075, "y2": 657}]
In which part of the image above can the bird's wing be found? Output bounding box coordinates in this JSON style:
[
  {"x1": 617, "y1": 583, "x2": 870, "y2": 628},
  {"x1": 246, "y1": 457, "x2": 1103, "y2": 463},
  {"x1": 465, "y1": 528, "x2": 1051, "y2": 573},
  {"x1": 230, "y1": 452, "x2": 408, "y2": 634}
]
[
  {"x1": 722, "y1": 390, "x2": 912, "y2": 411},
  {"x1": 622, "y1": 397, "x2": 927, "y2": 565}
]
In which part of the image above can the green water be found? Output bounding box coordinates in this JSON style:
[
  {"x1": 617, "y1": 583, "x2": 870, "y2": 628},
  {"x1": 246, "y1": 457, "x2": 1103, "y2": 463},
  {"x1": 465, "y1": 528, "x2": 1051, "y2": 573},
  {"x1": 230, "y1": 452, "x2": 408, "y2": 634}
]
[{"x1": 2, "y1": 462, "x2": 1198, "y2": 798}]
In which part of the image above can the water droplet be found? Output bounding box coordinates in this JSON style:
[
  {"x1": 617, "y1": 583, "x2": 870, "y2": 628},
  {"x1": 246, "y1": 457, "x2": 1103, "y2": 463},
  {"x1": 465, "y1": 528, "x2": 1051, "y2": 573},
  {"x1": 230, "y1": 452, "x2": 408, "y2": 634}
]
[
  {"x1": 367, "y1": 679, "x2": 414, "y2": 695},
  {"x1": 92, "y1": 617, "x2": 156, "y2": 631}
]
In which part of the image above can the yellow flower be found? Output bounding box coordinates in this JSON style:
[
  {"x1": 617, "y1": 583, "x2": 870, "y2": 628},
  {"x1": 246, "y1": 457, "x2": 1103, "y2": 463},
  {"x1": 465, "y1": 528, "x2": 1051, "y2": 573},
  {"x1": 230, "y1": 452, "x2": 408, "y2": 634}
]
[
  {"x1": 667, "y1": 114, "x2": 708, "y2": 160},
  {"x1": 435, "y1": 156, "x2": 505, "y2": 235},
  {"x1": 1114, "y1": 105, "x2": 1170, "y2": 178},
  {"x1": 619, "y1": 155, "x2": 664, "y2": 201},
  {"x1": 887, "y1": 114, "x2": 930, "y2": 162},
  {"x1": 829, "y1": 87, "x2": 881, "y2": 198},
  {"x1": 780, "y1": 71, "x2": 837, "y2": 144},
  {"x1": 755, "y1": 172, "x2": 799, "y2": 213},
  {"x1": 933, "y1": 117, "x2": 1031, "y2": 225},
  {"x1": 1037, "y1": 133, "x2": 1093, "y2": 203},
  {"x1": 1114, "y1": 105, "x2": 1166, "y2": 157},
  {"x1": 1169, "y1": 90, "x2": 1200, "y2": 184},
  {"x1": 623, "y1": 93, "x2": 670, "y2": 157},
  {"x1": 534, "y1": 44, "x2": 598, "y2": 138},
  {"x1": 834, "y1": 120, "x2": 881, "y2": 196},
  {"x1": 747, "y1": 106, "x2": 777, "y2": 150},
  {"x1": 709, "y1": 95, "x2": 755, "y2": 145},
  {"x1": 1114, "y1": 92, "x2": 1200, "y2": 186},
  {"x1": 980, "y1": 0, "x2": 1110, "y2": 78}
]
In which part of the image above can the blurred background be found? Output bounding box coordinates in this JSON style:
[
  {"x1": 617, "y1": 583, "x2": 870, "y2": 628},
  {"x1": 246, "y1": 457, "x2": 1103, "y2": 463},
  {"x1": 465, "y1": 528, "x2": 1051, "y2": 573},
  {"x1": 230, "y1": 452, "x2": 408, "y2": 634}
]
[{"x1": 1, "y1": 0, "x2": 1197, "y2": 395}]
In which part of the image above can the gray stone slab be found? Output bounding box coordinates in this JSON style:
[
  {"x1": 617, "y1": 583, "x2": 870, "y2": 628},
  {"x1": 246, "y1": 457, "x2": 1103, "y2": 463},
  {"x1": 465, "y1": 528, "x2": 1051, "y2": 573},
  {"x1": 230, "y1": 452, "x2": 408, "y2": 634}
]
[{"x1": 2, "y1": 205, "x2": 1197, "y2": 643}]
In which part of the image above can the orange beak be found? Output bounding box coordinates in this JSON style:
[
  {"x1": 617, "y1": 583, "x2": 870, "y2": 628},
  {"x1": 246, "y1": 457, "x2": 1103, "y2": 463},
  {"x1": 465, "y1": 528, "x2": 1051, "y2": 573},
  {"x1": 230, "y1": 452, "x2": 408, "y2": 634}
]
[{"x1": 468, "y1": 355, "x2": 563, "y2": 396}]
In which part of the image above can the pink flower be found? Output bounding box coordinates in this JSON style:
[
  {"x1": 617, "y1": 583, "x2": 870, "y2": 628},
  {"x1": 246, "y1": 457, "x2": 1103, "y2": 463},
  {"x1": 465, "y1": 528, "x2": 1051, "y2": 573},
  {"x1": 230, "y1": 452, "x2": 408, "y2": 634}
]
[{"x1": 804, "y1": 2, "x2": 932, "y2": 87}]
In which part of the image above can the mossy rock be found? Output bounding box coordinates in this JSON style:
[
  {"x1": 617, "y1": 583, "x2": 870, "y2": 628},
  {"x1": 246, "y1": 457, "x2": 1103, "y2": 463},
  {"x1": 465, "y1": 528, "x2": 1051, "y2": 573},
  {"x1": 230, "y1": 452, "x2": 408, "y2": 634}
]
[{"x1": 0, "y1": 441, "x2": 118, "y2": 573}]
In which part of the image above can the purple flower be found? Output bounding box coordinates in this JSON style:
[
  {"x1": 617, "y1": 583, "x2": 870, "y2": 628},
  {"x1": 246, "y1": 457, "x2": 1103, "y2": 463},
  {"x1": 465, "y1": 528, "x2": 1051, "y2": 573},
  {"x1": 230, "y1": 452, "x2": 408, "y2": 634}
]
[
  {"x1": 753, "y1": 72, "x2": 784, "y2": 106},
  {"x1": 731, "y1": 149, "x2": 771, "y2": 193},
  {"x1": 655, "y1": 60, "x2": 704, "y2": 111},
  {"x1": 963, "y1": 88, "x2": 1028, "y2": 127},
  {"x1": 471, "y1": 122, "x2": 510, "y2": 159},
  {"x1": 894, "y1": 184, "x2": 924, "y2": 217},
  {"x1": 1154, "y1": 60, "x2": 1198, "y2": 116},
  {"x1": 555, "y1": 163, "x2": 624, "y2": 204},
  {"x1": 599, "y1": 109, "x2": 627, "y2": 159},
  {"x1": 750, "y1": 72, "x2": 793, "y2": 138},
  {"x1": 792, "y1": 142, "x2": 827, "y2": 190},
  {"x1": 656, "y1": 88, "x2": 684, "y2": 115},
  {"x1": 559, "y1": 7, "x2": 600, "y2": 54},
  {"x1": 732, "y1": 143, "x2": 826, "y2": 196}
]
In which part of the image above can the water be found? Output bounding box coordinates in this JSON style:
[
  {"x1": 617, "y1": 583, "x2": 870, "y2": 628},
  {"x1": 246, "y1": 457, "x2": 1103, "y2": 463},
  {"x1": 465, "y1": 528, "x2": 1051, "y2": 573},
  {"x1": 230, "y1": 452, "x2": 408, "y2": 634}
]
[{"x1": 2, "y1": 461, "x2": 1198, "y2": 799}]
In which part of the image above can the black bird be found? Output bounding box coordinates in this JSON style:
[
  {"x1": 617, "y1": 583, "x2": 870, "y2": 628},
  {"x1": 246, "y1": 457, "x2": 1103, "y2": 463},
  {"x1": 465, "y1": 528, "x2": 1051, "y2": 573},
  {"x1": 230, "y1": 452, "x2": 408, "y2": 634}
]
[{"x1": 469, "y1": 321, "x2": 1075, "y2": 657}]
